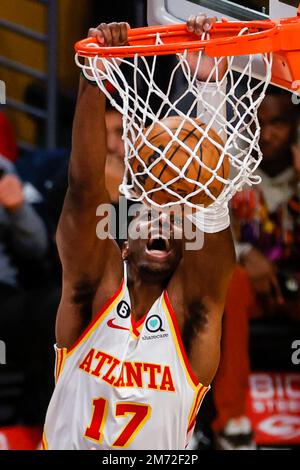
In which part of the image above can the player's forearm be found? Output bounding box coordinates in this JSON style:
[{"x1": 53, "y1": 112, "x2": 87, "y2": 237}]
[{"x1": 68, "y1": 77, "x2": 107, "y2": 199}]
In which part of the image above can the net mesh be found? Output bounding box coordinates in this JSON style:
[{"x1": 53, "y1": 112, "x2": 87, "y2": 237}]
[{"x1": 75, "y1": 29, "x2": 273, "y2": 211}]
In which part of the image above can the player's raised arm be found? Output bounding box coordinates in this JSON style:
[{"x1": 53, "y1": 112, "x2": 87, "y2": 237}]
[
  {"x1": 180, "y1": 13, "x2": 235, "y2": 308},
  {"x1": 169, "y1": 14, "x2": 236, "y2": 385},
  {"x1": 56, "y1": 23, "x2": 129, "y2": 348}
]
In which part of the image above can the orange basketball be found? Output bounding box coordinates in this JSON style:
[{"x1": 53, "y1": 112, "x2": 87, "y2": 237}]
[{"x1": 131, "y1": 116, "x2": 229, "y2": 207}]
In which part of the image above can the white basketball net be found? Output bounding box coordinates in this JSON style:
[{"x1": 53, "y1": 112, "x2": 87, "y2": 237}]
[{"x1": 76, "y1": 29, "x2": 273, "y2": 212}]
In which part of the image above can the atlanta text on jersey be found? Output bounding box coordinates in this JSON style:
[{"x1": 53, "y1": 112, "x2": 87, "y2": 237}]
[{"x1": 79, "y1": 347, "x2": 176, "y2": 392}]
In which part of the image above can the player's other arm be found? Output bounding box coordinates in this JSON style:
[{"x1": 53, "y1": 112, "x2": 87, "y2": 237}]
[
  {"x1": 181, "y1": 16, "x2": 234, "y2": 384},
  {"x1": 179, "y1": 14, "x2": 235, "y2": 305},
  {"x1": 56, "y1": 23, "x2": 129, "y2": 348},
  {"x1": 172, "y1": 227, "x2": 236, "y2": 386},
  {"x1": 166, "y1": 15, "x2": 234, "y2": 385},
  {"x1": 181, "y1": 14, "x2": 235, "y2": 303}
]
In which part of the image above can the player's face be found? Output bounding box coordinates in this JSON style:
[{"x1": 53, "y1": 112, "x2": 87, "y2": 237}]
[
  {"x1": 258, "y1": 95, "x2": 297, "y2": 163},
  {"x1": 124, "y1": 207, "x2": 184, "y2": 279}
]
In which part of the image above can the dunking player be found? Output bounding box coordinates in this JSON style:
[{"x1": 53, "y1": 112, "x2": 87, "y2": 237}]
[{"x1": 43, "y1": 15, "x2": 235, "y2": 450}]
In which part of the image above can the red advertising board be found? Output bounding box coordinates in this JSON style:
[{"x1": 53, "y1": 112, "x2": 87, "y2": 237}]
[{"x1": 246, "y1": 372, "x2": 300, "y2": 445}]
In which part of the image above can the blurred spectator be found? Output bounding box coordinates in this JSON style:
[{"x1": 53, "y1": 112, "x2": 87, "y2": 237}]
[
  {"x1": 0, "y1": 154, "x2": 53, "y2": 425},
  {"x1": 232, "y1": 86, "x2": 300, "y2": 319},
  {"x1": 0, "y1": 113, "x2": 18, "y2": 162},
  {"x1": 0, "y1": 155, "x2": 47, "y2": 292}
]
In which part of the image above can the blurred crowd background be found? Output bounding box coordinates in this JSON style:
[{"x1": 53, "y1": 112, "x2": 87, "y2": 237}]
[{"x1": 0, "y1": 0, "x2": 299, "y2": 451}]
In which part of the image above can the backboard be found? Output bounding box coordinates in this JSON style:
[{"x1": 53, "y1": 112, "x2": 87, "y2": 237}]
[
  {"x1": 148, "y1": 1, "x2": 299, "y2": 25},
  {"x1": 147, "y1": 0, "x2": 300, "y2": 88}
]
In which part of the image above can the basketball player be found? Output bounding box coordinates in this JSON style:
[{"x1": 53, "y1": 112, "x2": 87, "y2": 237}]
[{"x1": 43, "y1": 15, "x2": 235, "y2": 450}]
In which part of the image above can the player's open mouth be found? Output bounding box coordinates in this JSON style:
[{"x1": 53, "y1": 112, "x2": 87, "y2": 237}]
[{"x1": 146, "y1": 237, "x2": 171, "y2": 259}]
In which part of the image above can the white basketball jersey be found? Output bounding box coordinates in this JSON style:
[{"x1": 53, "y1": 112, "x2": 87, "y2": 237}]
[{"x1": 43, "y1": 265, "x2": 209, "y2": 450}]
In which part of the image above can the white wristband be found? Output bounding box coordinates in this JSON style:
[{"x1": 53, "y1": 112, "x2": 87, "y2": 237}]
[
  {"x1": 191, "y1": 78, "x2": 230, "y2": 233},
  {"x1": 186, "y1": 203, "x2": 230, "y2": 233},
  {"x1": 196, "y1": 78, "x2": 227, "y2": 141}
]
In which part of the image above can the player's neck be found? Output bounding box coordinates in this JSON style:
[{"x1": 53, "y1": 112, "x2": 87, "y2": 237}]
[
  {"x1": 128, "y1": 282, "x2": 163, "y2": 323},
  {"x1": 126, "y1": 264, "x2": 168, "y2": 321},
  {"x1": 127, "y1": 261, "x2": 170, "y2": 286}
]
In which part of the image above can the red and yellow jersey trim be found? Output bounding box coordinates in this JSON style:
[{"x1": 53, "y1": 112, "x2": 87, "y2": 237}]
[
  {"x1": 162, "y1": 290, "x2": 201, "y2": 391},
  {"x1": 130, "y1": 310, "x2": 148, "y2": 339},
  {"x1": 133, "y1": 312, "x2": 147, "y2": 330},
  {"x1": 187, "y1": 384, "x2": 210, "y2": 434},
  {"x1": 55, "y1": 346, "x2": 68, "y2": 383},
  {"x1": 66, "y1": 279, "x2": 125, "y2": 357},
  {"x1": 42, "y1": 432, "x2": 48, "y2": 450}
]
